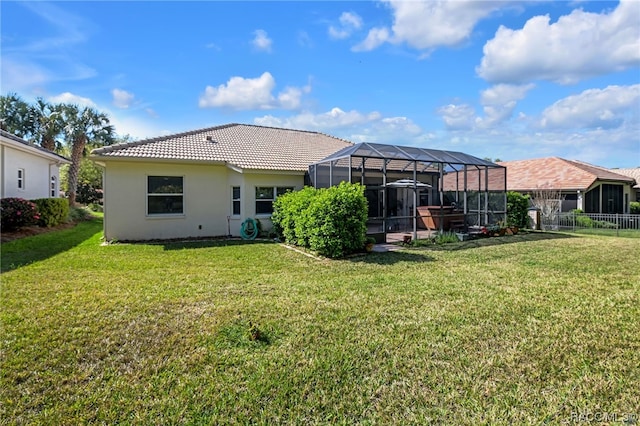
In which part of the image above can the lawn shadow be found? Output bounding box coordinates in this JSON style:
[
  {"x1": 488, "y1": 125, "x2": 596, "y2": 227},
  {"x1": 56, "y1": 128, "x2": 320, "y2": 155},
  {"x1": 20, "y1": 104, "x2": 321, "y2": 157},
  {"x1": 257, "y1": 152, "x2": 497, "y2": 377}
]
[
  {"x1": 412, "y1": 231, "x2": 576, "y2": 252},
  {"x1": 348, "y1": 250, "x2": 435, "y2": 265},
  {"x1": 156, "y1": 238, "x2": 275, "y2": 251},
  {"x1": 1, "y1": 219, "x2": 103, "y2": 273}
]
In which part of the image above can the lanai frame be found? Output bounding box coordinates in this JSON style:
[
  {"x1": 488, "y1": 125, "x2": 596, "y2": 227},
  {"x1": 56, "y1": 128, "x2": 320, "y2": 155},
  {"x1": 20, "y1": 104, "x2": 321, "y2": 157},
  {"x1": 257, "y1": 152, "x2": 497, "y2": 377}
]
[{"x1": 309, "y1": 142, "x2": 507, "y2": 242}]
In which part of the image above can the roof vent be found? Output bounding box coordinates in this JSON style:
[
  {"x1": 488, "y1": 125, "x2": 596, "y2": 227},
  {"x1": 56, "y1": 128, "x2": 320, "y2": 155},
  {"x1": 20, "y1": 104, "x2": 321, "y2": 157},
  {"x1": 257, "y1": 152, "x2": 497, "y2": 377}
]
[{"x1": 205, "y1": 135, "x2": 215, "y2": 142}]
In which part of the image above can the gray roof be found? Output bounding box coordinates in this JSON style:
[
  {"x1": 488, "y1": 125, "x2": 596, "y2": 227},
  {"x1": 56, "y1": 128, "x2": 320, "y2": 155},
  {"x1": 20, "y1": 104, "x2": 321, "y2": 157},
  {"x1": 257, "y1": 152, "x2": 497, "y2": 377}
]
[
  {"x1": 91, "y1": 124, "x2": 353, "y2": 172},
  {"x1": 314, "y1": 142, "x2": 502, "y2": 169},
  {"x1": 0, "y1": 129, "x2": 71, "y2": 164}
]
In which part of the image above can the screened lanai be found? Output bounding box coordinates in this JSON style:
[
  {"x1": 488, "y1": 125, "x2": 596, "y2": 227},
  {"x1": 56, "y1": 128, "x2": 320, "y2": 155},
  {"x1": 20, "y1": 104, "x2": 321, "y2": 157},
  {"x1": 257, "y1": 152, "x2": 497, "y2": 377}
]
[{"x1": 308, "y1": 142, "x2": 507, "y2": 243}]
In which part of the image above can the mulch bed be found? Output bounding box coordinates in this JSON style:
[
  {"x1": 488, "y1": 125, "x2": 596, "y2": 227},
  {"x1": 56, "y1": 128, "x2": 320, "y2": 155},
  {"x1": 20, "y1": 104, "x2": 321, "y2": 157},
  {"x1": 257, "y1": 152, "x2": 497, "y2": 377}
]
[{"x1": 1, "y1": 222, "x2": 78, "y2": 243}]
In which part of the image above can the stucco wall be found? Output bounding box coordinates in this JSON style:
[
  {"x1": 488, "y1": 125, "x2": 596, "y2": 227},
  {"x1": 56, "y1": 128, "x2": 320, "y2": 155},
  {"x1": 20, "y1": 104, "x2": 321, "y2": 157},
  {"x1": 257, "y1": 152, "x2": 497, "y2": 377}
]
[
  {"x1": 233, "y1": 171, "x2": 304, "y2": 235},
  {"x1": 102, "y1": 160, "x2": 305, "y2": 241},
  {"x1": 1, "y1": 143, "x2": 63, "y2": 200}
]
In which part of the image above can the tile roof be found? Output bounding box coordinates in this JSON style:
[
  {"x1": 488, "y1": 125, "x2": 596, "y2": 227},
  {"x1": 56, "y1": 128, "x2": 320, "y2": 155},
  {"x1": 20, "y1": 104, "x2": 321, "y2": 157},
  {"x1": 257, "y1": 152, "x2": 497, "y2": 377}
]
[
  {"x1": 91, "y1": 123, "x2": 353, "y2": 171},
  {"x1": 611, "y1": 167, "x2": 640, "y2": 188},
  {"x1": 0, "y1": 129, "x2": 71, "y2": 163},
  {"x1": 497, "y1": 157, "x2": 635, "y2": 191}
]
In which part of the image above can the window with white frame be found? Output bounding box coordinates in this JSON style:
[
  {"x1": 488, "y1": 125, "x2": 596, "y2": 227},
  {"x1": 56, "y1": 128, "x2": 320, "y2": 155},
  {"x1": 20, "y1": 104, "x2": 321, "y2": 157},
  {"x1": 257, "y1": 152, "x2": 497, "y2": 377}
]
[
  {"x1": 255, "y1": 186, "x2": 294, "y2": 215},
  {"x1": 147, "y1": 176, "x2": 184, "y2": 215},
  {"x1": 18, "y1": 169, "x2": 25, "y2": 190},
  {"x1": 50, "y1": 176, "x2": 57, "y2": 197},
  {"x1": 232, "y1": 186, "x2": 241, "y2": 215}
]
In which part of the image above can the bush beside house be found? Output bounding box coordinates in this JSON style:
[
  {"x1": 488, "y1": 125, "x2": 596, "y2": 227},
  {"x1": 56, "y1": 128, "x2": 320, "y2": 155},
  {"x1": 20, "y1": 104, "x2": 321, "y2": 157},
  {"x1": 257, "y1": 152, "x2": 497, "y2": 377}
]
[
  {"x1": 506, "y1": 191, "x2": 530, "y2": 228},
  {"x1": 33, "y1": 198, "x2": 70, "y2": 227},
  {"x1": 272, "y1": 182, "x2": 368, "y2": 258},
  {"x1": 1, "y1": 197, "x2": 70, "y2": 231},
  {"x1": 1, "y1": 198, "x2": 40, "y2": 231}
]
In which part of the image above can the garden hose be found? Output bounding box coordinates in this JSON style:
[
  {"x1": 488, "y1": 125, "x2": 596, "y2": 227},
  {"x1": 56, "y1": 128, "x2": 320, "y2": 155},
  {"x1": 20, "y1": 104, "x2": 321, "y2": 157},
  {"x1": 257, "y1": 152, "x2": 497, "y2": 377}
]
[{"x1": 240, "y1": 218, "x2": 258, "y2": 240}]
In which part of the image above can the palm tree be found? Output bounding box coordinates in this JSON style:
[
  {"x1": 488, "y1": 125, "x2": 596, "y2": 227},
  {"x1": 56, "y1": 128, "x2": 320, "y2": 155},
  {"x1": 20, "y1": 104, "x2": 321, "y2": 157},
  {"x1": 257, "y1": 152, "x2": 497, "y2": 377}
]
[
  {"x1": 29, "y1": 98, "x2": 64, "y2": 151},
  {"x1": 0, "y1": 93, "x2": 33, "y2": 137},
  {"x1": 61, "y1": 105, "x2": 114, "y2": 206}
]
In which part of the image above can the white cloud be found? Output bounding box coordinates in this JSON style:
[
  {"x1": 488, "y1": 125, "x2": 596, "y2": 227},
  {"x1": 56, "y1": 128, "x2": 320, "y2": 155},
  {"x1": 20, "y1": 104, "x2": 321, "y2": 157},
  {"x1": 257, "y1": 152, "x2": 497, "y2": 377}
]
[
  {"x1": 199, "y1": 72, "x2": 276, "y2": 110},
  {"x1": 199, "y1": 72, "x2": 310, "y2": 110},
  {"x1": 352, "y1": 27, "x2": 391, "y2": 52},
  {"x1": 476, "y1": 83, "x2": 535, "y2": 128},
  {"x1": 107, "y1": 112, "x2": 168, "y2": 140},
  {"x1": 298, "y1": 31, "x2": 313, "y2": 48},
  {"x1": 48, "y1": 92, "x2": 97, "y2": 107},
  {"x1": 539, "y1": 84, "x2": 640, "y2": 130},
  {"x1": 254, "y1": 107, "x2": 423, "y2": 144},
  {"x1": 251, "y1": 29, "x2": 272, "y2": 52},
  {"x1": 0, "y1": 58, "x2": 50, "y2": 92},
  {"x1": 329, "y1": 12, "x2": 363, "y2": 40},
  {"x1": 145, "y1": 108, "x2": 158, "y2": 118},
  {"x1": 353, "y1": 0, "x2": 505, "y2": 52},
  {"x1": 0, "y1": 2, "x2": 97, "y2": 94},
  {"x1": 111, "y1": 88, "x2": 135, "y2": 109},
  {"x1": 477, "y1": 0, "x2": 640, "y2": 84},
  {"x1": 437, "y1": 104, "x2": 476, "y2": 130}
]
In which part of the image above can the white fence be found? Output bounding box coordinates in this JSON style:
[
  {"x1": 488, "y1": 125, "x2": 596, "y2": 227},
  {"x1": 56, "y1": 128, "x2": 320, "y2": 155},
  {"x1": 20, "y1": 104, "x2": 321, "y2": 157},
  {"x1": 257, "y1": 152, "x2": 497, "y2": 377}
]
[{"x1": 541, "y1": 212, "x2": 640, "y2": 234}]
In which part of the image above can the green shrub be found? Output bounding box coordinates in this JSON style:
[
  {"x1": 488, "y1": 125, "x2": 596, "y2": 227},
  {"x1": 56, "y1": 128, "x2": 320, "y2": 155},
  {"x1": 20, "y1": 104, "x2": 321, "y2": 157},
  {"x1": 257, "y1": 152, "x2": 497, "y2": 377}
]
[
  {"x1": 434, "y1": 231, "x2": 459, "y2": 244},
  {"x1": 33, "y1": 198, "x2": 69, "y2": 227},
  {"x1": 77, "y1": 182, "x2": 102, "y2": 205},
  {"x1": 506, "y1": 191, "x2": 529, "y2": 228},
  {"x1": 631, "y1": 202, "x2": 640, "y2": 214},
  {"x1": 272, "y1": 186, "x2": 317, "y2": 246},
  {"x1": 68, "y1": 206, "x2": 94, "y2": 222},
  {"x1": 570, "y1": 209, "x2": 594, "y2": 228},
  {"x1": 1, "y1": 198, "x2": 40, "y2": 231},
  {"x1": 272, "y1": 182, "x2": 368, "y2": 258}
]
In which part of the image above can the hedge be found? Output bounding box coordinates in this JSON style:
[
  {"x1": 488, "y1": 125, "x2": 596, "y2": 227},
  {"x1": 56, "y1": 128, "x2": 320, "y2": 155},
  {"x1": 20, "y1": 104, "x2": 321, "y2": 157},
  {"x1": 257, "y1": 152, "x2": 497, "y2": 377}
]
[
  {"x1": 33, "y1": 198, "x2": 69, "y2": 227},
  {"x1": 272, "y1": 182, "x2": 368, "y2": 258},
  {"x1": 506, "y1": 191, "x2": 529, "y2": 228},
  {"x1": 1, "y1": 198, "x2": 40, "y2": 231}
]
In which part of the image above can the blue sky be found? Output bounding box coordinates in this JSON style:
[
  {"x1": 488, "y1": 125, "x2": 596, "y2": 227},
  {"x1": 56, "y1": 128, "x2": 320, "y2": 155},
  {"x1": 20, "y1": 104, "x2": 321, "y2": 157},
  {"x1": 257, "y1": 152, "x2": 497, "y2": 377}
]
[{"x1": 2, "y1": 1, "x2": 639, "y2": 167}]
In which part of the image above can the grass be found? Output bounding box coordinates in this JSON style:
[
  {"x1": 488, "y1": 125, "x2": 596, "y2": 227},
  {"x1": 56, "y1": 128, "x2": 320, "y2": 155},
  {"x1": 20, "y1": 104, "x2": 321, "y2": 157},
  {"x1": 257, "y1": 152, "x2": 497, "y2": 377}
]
[{"x1": 2, "y1": 219, "x2": 639, "y2": 424}]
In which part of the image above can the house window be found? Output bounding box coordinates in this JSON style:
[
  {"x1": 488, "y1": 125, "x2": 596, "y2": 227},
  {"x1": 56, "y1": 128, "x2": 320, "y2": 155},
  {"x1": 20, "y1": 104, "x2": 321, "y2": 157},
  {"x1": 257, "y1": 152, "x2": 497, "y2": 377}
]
[
  {"x1": 147, "y1": 176, "x2": 184, "y2": 215},
  {"x1": 255, "y1": 186, "x2": 294, "y2": 215},
  {"x1": 51, "y1": 176, "x2": 57, "y2": 197},
  {"x1": 232, "y1": 186, "x2": 241, "y2": 216},
  {"x1": 18, "y1": 169, "x2": 24, "y2": 190}
]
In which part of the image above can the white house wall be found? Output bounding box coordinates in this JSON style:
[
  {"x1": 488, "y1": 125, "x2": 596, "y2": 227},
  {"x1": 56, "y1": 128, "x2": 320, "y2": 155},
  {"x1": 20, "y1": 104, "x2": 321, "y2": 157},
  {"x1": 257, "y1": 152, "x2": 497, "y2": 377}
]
[
  {"x1": 102, "y1": 160, "x2": 305, "y2": 241},
  {"x1": 0, "y1": 142, "x2": 63, "y2": 200}
]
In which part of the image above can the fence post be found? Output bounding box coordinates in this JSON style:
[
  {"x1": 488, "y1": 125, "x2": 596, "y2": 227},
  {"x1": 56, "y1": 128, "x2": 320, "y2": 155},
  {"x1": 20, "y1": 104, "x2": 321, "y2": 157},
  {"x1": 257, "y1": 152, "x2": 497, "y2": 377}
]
[{"x1": 616, "y1": 213, "x2": 619, "y2": 237}]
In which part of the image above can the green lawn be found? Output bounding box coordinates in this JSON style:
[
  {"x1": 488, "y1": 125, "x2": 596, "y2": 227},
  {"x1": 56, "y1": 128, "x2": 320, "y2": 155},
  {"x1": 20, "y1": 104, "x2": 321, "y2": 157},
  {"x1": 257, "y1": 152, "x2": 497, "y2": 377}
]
[{"x1": 2, "y1": 219, "x2": 639, "y2": 424}]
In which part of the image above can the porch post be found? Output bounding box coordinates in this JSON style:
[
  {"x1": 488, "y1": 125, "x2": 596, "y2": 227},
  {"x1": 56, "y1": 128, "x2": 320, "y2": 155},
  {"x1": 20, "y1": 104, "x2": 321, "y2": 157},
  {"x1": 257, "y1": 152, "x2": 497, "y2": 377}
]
[
  {"x1": 439, "y1": 163, "x2": 444, "y2": 233},
  {"x1": 413, "y1": 161, "x2": 417, "y2": 240},
  {"x1": 484, "y1": 166, "x2": 489, "y2": 224}
]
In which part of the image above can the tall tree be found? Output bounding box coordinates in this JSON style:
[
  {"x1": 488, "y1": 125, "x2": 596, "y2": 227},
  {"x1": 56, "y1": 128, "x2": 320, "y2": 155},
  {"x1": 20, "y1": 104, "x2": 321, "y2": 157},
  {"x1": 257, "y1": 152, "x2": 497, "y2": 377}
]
[
  {"x1": 28, "y1": 98, "x2": 64, "y2": 151},
  {"x1": 0, "y1": 93, "x2": 33, "y2": 137},
  {"x1": 61, "y1": 105, "x2": 114, "y2": 206}
]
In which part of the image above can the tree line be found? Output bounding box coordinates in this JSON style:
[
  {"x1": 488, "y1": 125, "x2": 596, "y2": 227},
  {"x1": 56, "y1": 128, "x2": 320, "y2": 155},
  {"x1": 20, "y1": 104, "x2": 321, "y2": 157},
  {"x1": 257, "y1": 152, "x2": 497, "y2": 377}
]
[{"x1": 0, "y1": 93, "x2": 122, "y2": 206}]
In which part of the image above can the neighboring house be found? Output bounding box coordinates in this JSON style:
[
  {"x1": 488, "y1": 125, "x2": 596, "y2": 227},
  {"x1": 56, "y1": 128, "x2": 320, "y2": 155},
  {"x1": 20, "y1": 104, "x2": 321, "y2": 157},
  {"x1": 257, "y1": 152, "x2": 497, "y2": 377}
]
[
  {"x1": 498, "y1": 157, "x2": 636, "y2": 214},
  {"x1": 0, "y1": 129, "x2": 71, "y2": 200},
  {"x1": 90, "y1": 124, "x2": 352, "y2": 241},
  {"x1": 610, "y1": 167, "x2": 640, "y2": 202}
]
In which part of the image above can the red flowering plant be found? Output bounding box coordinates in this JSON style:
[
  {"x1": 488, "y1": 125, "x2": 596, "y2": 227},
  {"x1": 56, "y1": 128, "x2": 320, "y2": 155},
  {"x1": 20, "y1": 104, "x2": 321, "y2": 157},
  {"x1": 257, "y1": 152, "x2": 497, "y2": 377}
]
[{"x1": 1, "y1": 198, "x2": 40, "y2": 232}]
